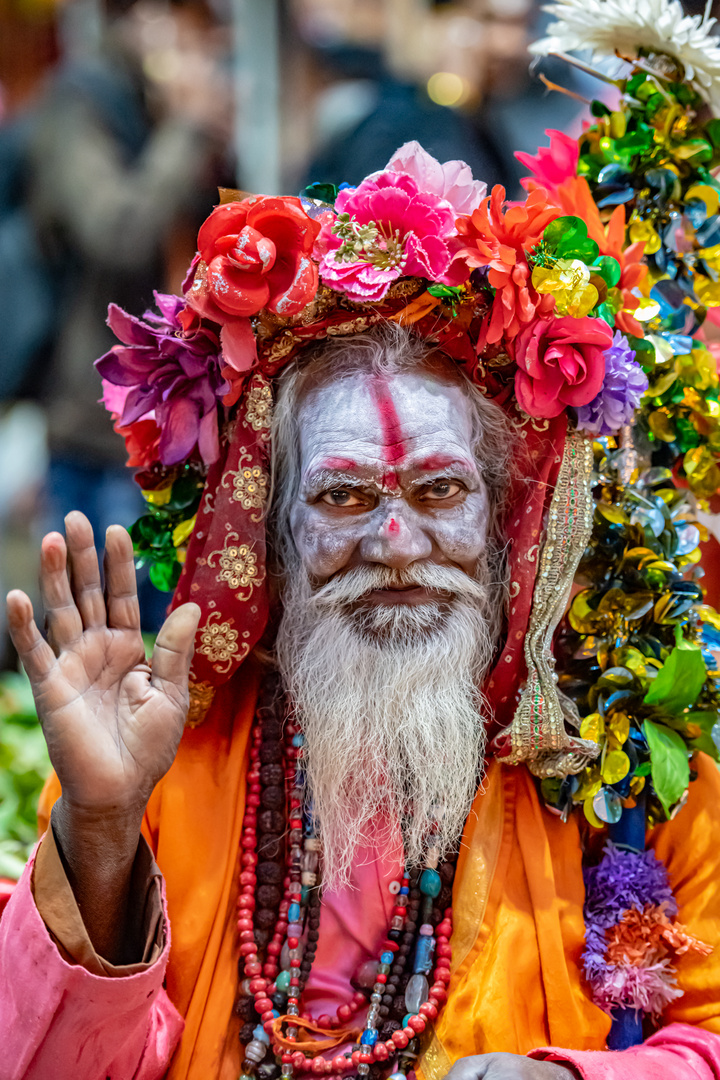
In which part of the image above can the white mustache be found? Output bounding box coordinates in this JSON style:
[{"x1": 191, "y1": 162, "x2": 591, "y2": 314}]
[{"x1": 310, "y1": 563, "x2": 488, "y2": 607}]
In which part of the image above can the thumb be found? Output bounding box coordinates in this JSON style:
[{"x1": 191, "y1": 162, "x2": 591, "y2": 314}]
[{"x1": 150, "y1": 603, "x2": 201, "y2": 696}]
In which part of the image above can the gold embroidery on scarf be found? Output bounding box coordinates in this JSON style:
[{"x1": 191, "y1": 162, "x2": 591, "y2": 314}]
[
  {"x1": 223, "y1": 449, "x2": 269, "y2": 521},
  {"x1": 207, "y1": 531, "x2": 262, "y2": 594},
  {"x1": 196, "y1": 612, "x2": 245, "y2": 674},
  {"x1": 186, "y1": 679, "x2": 215, "y2": 727},
  {"x1": 244, "y1": 379, "x2": 273, "y2": 435},
  {"x1": 500, "y1": 432, "x2": 600, "y2": 777}
]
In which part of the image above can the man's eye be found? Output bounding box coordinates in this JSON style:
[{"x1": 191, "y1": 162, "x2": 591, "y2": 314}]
[
  {"x1": 421, "y1": 480, "x2": 462, "y2": 501},
  {"x1": 321, "y1": 488, "x2": 364, "y2": 507}
]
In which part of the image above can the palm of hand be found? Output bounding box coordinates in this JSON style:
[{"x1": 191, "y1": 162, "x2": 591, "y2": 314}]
[{"x1": 6, "y1": 513, "x2": 200, "y2": 817}]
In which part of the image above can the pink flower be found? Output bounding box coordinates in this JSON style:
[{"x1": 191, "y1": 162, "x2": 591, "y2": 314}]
[
  {"x1": 513, "y1": 315, "x2": 613, "y2": 420},
  {"x1": 317, "y1": 172, "x2": 468, "y2": 302},
  {"x1": 515, "y1": 129, "x2": 580, "y2": 196},
  {"x1": 380, "y1": 141, "x2": 487, "y2": 216}
]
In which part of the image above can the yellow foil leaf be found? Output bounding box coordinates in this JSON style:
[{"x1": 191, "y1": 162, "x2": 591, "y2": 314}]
[
  {"x1": 629, "y1": 220, "x2": 662, "y2": 255},
  {"x1": 579, "y1": 713, "x2": 605, "y2": 743},
  {"x1": 649, "y1": 408, "x2": 676, "y2": 442},
  {"x1": 602, "y1": 749, "x2": 631, "y2": 784},
  {"x1": 629, "y1": 775, "x2": 646, "y2": 797},
  {"x1": 575, "y1": 766, "x2": 603, "y2": 802},
  {"x1": 172, "y1": 515, "x2": 197, "y2": 548},
  {"x1": 607, "y1": 712, "x2": 630, "y2": 746},
  {"x1": 143, "y1": 486, "x2": 172, "y2": 506},
  {"x1": 584, "y1": 797, "x2": 604, "y2": 829}
]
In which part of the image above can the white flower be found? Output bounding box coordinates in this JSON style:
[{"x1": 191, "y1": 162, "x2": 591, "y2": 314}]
[{"x1": 530, "y1": 0, "x2": 720, "y2": 112}]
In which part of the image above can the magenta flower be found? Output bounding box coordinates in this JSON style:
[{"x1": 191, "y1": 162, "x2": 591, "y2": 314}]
[
  {"x1": 516, "y1": 129, "x2": 580, "y2": 196},
  {"x1": 96, "y1": 292, "x2": 229, "y2": 467},
  {"x1": 316, "y1": 171, "x2": 469, "y2": 302}
]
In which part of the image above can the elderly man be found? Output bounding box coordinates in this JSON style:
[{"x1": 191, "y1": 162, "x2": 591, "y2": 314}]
[
  {"x1": 5, "y1": 88, "x2": 720, "y2": 1079},
  {"x1": 3, "y1": 323, "x2": 720, "y2": 1080}
]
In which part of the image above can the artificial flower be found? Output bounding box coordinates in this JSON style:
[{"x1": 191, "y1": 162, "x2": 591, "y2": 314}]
[
  {"x1": 455, "y1": 185, "x2": 561, "y2": 348},
  {"x1": 317, "y1": 172, "x2": 466, "y2": 302},
  {"x1": 553, "y1": 176, "x2": 648, "y2": 336},
  {"x1": 532, "y1": 259, "x2": 599, "y2": 318},
  {"x1": 516, "y1": 129, "x2": 580, "y2": 196},
  {"x1": 380, "y1": 141, "x2": 487, "y2": 216},
  {"x1": 576, "y1": 331, "x2": 649, "y2": 434},
  {"x1": 530, "y1": 0, "x2": 720, "y2": 111},
  {"x1": 97, "y1": 293, "x2": 228, "y2": 467},
  {"x1": 513, "y1": 314, "x2": 613, "y2": 419},
  {"x1": 187, "y1": 195, "x2": 321, "y2": 369},
  {"x1": 115, "y1": 418, "x2": 163, "y2": 470}
]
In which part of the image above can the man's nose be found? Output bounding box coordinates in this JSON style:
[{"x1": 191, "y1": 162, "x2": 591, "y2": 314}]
[{"x1": 358, "y1": 507, "x2": 433, "y2": 569}]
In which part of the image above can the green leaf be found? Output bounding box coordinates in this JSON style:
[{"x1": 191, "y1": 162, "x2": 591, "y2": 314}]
[
  {"x1": 642, "y1": 626, "x2": 706, "y2": 713},
  {"x1": 643, "y1": 718, "x2": 690, "y2": 816}
]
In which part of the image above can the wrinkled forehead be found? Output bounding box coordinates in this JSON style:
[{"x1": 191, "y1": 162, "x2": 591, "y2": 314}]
[{"x1": 296, "y1": 370, "x2": 476, "y2": 466}]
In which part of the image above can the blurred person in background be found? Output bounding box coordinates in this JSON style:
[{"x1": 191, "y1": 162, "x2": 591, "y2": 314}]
[{"x1": 25, "y1": 0, "x2": 232, "y2": 627}]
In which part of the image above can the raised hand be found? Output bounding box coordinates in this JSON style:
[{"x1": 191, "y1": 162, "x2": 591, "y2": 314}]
[{"x1": 6, "y1": 511, "x2": 200, "y2": 961}]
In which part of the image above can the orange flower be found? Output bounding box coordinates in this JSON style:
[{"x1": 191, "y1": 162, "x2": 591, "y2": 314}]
[
  {"x1": 456, "y1": 185, "x2": 561, "y2": 349},
  {"x1": 553, "y1": 176, "x2": 648, "y2": 337},
  {"x1": 605, "y1": 905, "x2": 712, "y2": 968}
]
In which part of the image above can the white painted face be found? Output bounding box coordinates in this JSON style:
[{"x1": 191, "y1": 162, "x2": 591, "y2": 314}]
[{"x1": 290, "y1": 369, "x2": 490, "y2": 605}]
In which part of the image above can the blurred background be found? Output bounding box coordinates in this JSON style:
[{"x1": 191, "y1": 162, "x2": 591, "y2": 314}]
[{"x1": 0, "y1": 0, "x2": 656, "y2": 879}]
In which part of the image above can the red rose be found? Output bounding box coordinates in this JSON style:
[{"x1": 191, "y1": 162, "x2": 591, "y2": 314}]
[
  {"x1": 513, "y1": 315, "x2": 613, "y2": 420},
  {"x1": 187, "y1": 196, "x2": 321, "y2": 323}
]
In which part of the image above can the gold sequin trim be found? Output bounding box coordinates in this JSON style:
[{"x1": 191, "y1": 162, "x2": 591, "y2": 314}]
[{"x1": 504, "y1": 431, "x2": 600, "y2": 777}]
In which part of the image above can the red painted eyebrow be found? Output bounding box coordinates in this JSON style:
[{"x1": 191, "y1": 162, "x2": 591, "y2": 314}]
[
  {"x1": 320, "y1": 457, "x2": 358, "y2": 470},
  {"x1": 416, "y1": 454, "x2": 474, "y2": 472}
]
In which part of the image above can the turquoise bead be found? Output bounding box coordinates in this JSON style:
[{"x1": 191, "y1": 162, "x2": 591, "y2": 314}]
[
  {"x1": 419, "y1": 868, "x2": 441, "y2": 897},
  {"x1": 413, "y1": 934, "x2": 436, "y2": 974},
  {"x1": 288, "y1": 902, "x2": 301, "y2": 922},
  {"x1": 276, "y1": 970, "x2": 291, "y2": 992}
]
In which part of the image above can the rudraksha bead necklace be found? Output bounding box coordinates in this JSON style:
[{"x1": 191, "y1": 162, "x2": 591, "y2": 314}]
[{"x1": 234, "y1": 679, "x2": 457, "y2": 1080}]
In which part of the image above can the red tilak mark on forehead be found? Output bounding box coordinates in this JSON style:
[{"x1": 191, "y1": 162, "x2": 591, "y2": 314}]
[
  {"x1": 369, "y1": 378, "x2": 406, "y2": 464},
  {"x1": 388, "y1": 518, "x2": 400, "y2": 535},
  {"x1": 321, "y1": 457, "x2": 357, "y2": 470}
]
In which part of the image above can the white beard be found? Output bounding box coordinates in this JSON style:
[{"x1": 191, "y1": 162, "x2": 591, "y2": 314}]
[{"x1": 275, "y1": 561, "x2": 500, "y2": 890}]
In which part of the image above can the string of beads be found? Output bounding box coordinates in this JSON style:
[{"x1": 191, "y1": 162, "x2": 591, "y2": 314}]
[{"x1": 233, "y1": 678, "x2": 456, "y2": 1080}]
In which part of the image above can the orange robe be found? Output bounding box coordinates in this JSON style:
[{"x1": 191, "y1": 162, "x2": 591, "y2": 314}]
[{"x1": 38, "y1": 660, "x2": 720, "y2": 1080}]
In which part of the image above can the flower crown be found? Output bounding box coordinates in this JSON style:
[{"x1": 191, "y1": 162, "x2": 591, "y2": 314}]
[{"x1": 99, "y1": 0, "x2": 720, "y2": 834}]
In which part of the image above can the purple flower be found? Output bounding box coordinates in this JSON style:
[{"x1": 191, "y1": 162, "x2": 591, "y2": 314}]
[
  {"x1": 96, "y1": 292, "x2": 228, "y2": 466},
  {"x1": 575, "y1": 331, "x2": 648, "y2": 436},
  {"x1": 582, "y1": 844, "x2": 678, "y2": 1016}
]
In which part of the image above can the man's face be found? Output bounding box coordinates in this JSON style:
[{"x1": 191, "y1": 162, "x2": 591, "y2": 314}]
[
  {"x1": 290, "y1": 368, "x2": 490, "y2": 600},
  {"x1": 277, "y1": 364, "x2": 499, "y2": 887}
]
